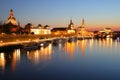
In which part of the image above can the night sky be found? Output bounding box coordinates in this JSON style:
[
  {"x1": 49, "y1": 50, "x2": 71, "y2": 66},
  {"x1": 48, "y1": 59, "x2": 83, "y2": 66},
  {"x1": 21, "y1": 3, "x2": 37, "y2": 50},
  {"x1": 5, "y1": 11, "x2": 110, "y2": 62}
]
[{"x1": 0, "y1": 0, "x2": 120, "y2": 30}]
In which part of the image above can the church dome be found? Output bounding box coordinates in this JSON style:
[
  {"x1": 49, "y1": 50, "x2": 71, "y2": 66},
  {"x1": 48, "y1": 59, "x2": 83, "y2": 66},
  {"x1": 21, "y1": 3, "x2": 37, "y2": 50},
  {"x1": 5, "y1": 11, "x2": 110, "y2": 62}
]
[{"x1": 6, "y1": 9, "x2": 17, "y2": 25}]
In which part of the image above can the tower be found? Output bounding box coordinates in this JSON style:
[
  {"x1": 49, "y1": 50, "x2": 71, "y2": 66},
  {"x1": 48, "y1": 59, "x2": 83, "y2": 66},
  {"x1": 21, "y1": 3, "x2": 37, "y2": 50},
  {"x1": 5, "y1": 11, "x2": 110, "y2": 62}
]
[
  {"x1": 10, "y1": 9, "x2": 14, "y2": 18},
  {"x1": 6, "y1": 9, "x2": 17, "y2": 25},
  {"x1": 68, "y1": 19, "x2": 74, "y2": 29},
  {"x1": 82, "y1": 18, "x2": 85, "y2": 28},
  {"x1": 76, "y1": 18, "x2": 87, "y2": 37},
  {"x1": 4, "y1": 9, "x2": 19, "y2": 34}
]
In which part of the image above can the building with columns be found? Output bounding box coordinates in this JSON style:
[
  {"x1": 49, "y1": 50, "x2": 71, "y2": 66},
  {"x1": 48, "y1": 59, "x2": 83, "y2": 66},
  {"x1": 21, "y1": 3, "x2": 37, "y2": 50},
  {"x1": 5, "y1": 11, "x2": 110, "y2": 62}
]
[{"x1": 30, "y1": 25, "x2": 51, "y2": 35}]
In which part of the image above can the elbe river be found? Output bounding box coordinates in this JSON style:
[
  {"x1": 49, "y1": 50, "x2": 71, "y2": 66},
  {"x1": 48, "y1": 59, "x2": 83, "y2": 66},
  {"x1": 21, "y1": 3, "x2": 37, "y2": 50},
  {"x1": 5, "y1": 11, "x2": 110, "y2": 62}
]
[{"x1": 0, "y1": 38, "x2": 120, "y2": 80}]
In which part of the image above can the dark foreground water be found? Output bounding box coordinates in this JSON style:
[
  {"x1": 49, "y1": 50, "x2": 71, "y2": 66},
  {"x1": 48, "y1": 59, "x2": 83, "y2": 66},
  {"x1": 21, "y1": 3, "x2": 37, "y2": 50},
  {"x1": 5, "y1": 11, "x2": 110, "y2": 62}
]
[{"x1": 1, "y1": 38, "x2": 120, "y2": 80}]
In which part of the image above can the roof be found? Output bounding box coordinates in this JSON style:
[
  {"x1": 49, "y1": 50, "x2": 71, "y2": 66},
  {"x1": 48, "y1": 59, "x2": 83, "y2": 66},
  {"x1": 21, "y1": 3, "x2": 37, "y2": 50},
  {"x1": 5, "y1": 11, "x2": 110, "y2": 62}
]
[{"x1": 51, "y1": 27, "x2": 67, "y2": 31}]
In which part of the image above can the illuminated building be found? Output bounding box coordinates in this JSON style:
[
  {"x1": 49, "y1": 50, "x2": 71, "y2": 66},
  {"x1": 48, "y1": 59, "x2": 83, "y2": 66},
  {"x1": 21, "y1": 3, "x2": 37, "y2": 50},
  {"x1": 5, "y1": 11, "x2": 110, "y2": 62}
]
[
  {"x1": 6, "y1": 9, "x2": 17, "y2": 25},
  {"x1": 51, "y1": 20, "x2": 76, "y2": 35},
  {"x1": 67, "y1": 19, "x2": 76, "y2": 34},
  {"x1": 30, "y1": 25, "x2": 51, "y2": 35},
  {"x1": 77, "y1": 18, "x2": 94, "y2": 38},
  {"x1": 100, "y1": 28, "x2": 113, "y2": 34},
  {"x1": 68, "y1": 19, "x2": 74, "y2": 29},
  {"x1": 4, "y1": 9, "x2": 20, "y2": 34},
  {"x1": 96, "y1": 28, "x2": 113, "y2": 38}
]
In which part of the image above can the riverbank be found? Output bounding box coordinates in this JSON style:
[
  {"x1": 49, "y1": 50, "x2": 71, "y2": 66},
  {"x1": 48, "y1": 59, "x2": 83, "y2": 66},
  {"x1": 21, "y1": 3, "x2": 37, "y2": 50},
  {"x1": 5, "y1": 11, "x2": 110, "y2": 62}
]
[
  {"x1": 0, "y1": 34, "x2": 76, "y2": 48},
  {"x1": 0, "y1": 34, "x2": 75, "y2": 42}
]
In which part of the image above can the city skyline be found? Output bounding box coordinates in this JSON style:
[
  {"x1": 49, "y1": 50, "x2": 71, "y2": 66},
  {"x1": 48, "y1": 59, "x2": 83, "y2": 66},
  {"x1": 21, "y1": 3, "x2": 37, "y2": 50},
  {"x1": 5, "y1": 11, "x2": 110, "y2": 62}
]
[{"x1": 1, "y1": 0, "x2": 120, "y2": 31}]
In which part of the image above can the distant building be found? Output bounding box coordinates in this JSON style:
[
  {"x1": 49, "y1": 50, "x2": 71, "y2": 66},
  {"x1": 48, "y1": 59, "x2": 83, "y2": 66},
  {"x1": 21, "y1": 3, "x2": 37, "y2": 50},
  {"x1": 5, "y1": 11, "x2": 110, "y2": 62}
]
[
  {"x1": 4, "y1": 9, "x2": 20, "y2": 34},
  {"x1": 99, "y1": 28, "x2": 113, "y2": 38},
  {"x1": 67, "y1": 19, "x2": 76, "y2": 34},
  {"x1": 51, "y1": 19, "x2": 76, "y2": 35},
  {"x1": 51, "y1": 27, "x2": 67, "y2": 35},
  {"x1": 100, "y1": 28, "x2": 113, "y2": 34},
  {"x1": 6, "y1": 9, "x2": 17, "y2": 25},
  {"x1": 76, "y1": 18, "x2": 94, "y2": 37},
  {"x1": 21, "y1": 23, "x2": 33, "y2": 34},
  {"x1": 68, "y1": 19, "x2": 74, "y2": 29},
  {"x1": 30, "y1": 25, "x2": 51, "y2": 35}
]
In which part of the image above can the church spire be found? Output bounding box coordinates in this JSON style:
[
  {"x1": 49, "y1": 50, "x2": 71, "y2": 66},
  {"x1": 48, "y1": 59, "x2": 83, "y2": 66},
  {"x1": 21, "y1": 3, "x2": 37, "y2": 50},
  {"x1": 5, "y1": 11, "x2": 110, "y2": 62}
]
[
  {"x1": 10, "y1": 9, "x2": 14, "y2": 17},
  {"x1": 82, "y1": 18, "x2": 85, "y2": 28},
  {"x1": 70, "y1": 19, "x2": 73, "y2": 24},
  {"x1": 68, "y1": 19, "x2": 74, "y2": 29}
]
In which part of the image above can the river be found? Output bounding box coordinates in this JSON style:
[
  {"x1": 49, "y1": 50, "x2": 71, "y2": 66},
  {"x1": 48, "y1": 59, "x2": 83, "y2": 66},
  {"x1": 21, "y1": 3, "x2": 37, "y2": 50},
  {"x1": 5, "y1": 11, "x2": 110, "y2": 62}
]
[{"x1": 0, "y1": 38, "x2": 120, "y2": 80}]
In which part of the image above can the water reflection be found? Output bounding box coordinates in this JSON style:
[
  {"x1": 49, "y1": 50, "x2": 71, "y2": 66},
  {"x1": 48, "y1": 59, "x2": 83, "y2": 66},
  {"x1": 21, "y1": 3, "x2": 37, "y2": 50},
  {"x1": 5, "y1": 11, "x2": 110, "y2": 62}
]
[
  {"x1": 1, "y1": 38, "x2": 120, "y2": 80},
  {"x1": 96, "y1": 38, "x2": 113, "y2": 48},
  {"x1": 62, "y1": 38, "x2": 119, "y2": 58},
  {"x1": 0, "y1": 53, "x2": 5, "y2": 70},
  {"x1": 27, "y1": 44, "x2": 53, "y2": 64},
  {"x1": 77, "y1": 40, "x2": 87, "y2": 57},
  {"x1": 0, "y1": 38, "x2": 119, "y2": 72},
  {"x1": 0, "y1": 49, "x2": 21, "y2": 72},
  {"x1": 64, "y1": 42, "x2": 75, "y2": 59},
  {"x1": 60, "y1": 40, "x2": 91, "y2": 59},
  {"x1": 1, "y1": 38, "x2": 120, "y2": 72},
  {"x1": 12, "y1": 49, "x2": 20, "y2": 71}
]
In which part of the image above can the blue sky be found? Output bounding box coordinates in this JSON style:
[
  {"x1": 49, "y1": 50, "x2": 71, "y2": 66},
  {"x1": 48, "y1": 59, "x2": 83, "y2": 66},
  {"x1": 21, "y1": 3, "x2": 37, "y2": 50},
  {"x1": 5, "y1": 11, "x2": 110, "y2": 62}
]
[{"x1": 0, "y1": 0, "x2": 120, "y2": 30}]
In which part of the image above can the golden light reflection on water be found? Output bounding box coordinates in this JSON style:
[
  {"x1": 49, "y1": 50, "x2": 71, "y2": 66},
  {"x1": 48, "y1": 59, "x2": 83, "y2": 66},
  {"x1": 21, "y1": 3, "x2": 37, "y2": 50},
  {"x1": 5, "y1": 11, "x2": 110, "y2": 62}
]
[
  {"x1": 77, "y1": 40, "x2": 87, "y2": 57},
  {"x1": 27, "y1": 44, "x2": 53, "y2": 64},
  {"x1": 0, "y1": 38, "x2": 119, "y2": 72},
  {"x1": 89, "y1": 39, "x2": 94, "y2": 48},
  {"x1": 61, "y1": 38, "x2": 116, "y2": 59},
  {"x1": 0, "y1": 49, "x2": 21, "y2": 72},
  {"x1": 12, "y1": 49, "x2": 21, "y2": 71},
  {"x1": 0, "y1": 53, "x2": 5, "y2": 70},
  {"x1": 62, "y1": 40, "x2": 88, "y2": 59},
  {"x1": 96, "y1": 38, "x2": 113, "y2": 48},
  {"x1": 63, "y1": 42, "x2": 75, "y2": 59}
]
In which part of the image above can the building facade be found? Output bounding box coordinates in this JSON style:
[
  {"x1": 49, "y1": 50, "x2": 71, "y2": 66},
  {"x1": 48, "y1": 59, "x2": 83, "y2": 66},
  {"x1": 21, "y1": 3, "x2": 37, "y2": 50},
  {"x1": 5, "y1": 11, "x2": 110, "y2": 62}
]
[
  {"x1": 30, "y1": 25, "x2": 51, "y2": 35},
  {"x1": 51, "y1": 27, "x2": 68, "y2": 35},
  {"x1": 67, "y1": 19, "x2": 76, "y2": 34},
  {"x1": 98, "y1": 28, "x2": 113, "y2": 38},
  {"x1": 4, "y1": 9, "x2": 20, "y2": 34},
  {"x1": 76, "y1": 18, "x2": 94, "y2": 37}
]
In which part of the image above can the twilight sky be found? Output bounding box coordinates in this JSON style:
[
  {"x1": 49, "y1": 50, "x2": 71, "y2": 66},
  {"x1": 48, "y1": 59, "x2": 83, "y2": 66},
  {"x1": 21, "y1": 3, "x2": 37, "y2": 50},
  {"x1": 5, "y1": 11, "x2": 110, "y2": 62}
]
[{"x1": 0, "y1": 0, "x2": 120, "y2": 31}]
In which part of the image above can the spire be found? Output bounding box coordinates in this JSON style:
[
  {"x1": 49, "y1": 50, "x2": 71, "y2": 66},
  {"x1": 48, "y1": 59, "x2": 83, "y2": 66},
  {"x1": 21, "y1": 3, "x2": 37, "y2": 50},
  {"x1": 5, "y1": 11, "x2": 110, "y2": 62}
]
[
  {"x1": 10, "y1": 9, "x2": 14, "y2": 17},
  {"x1": 70, "y1": 19, "x2": 73, "y2": 24},
  {"x1": 82, "y1": 18, "x2": 85, "y2": 28},
  {"x1": 68, "y1": 19, "x2": 74, "y2": 29}
]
